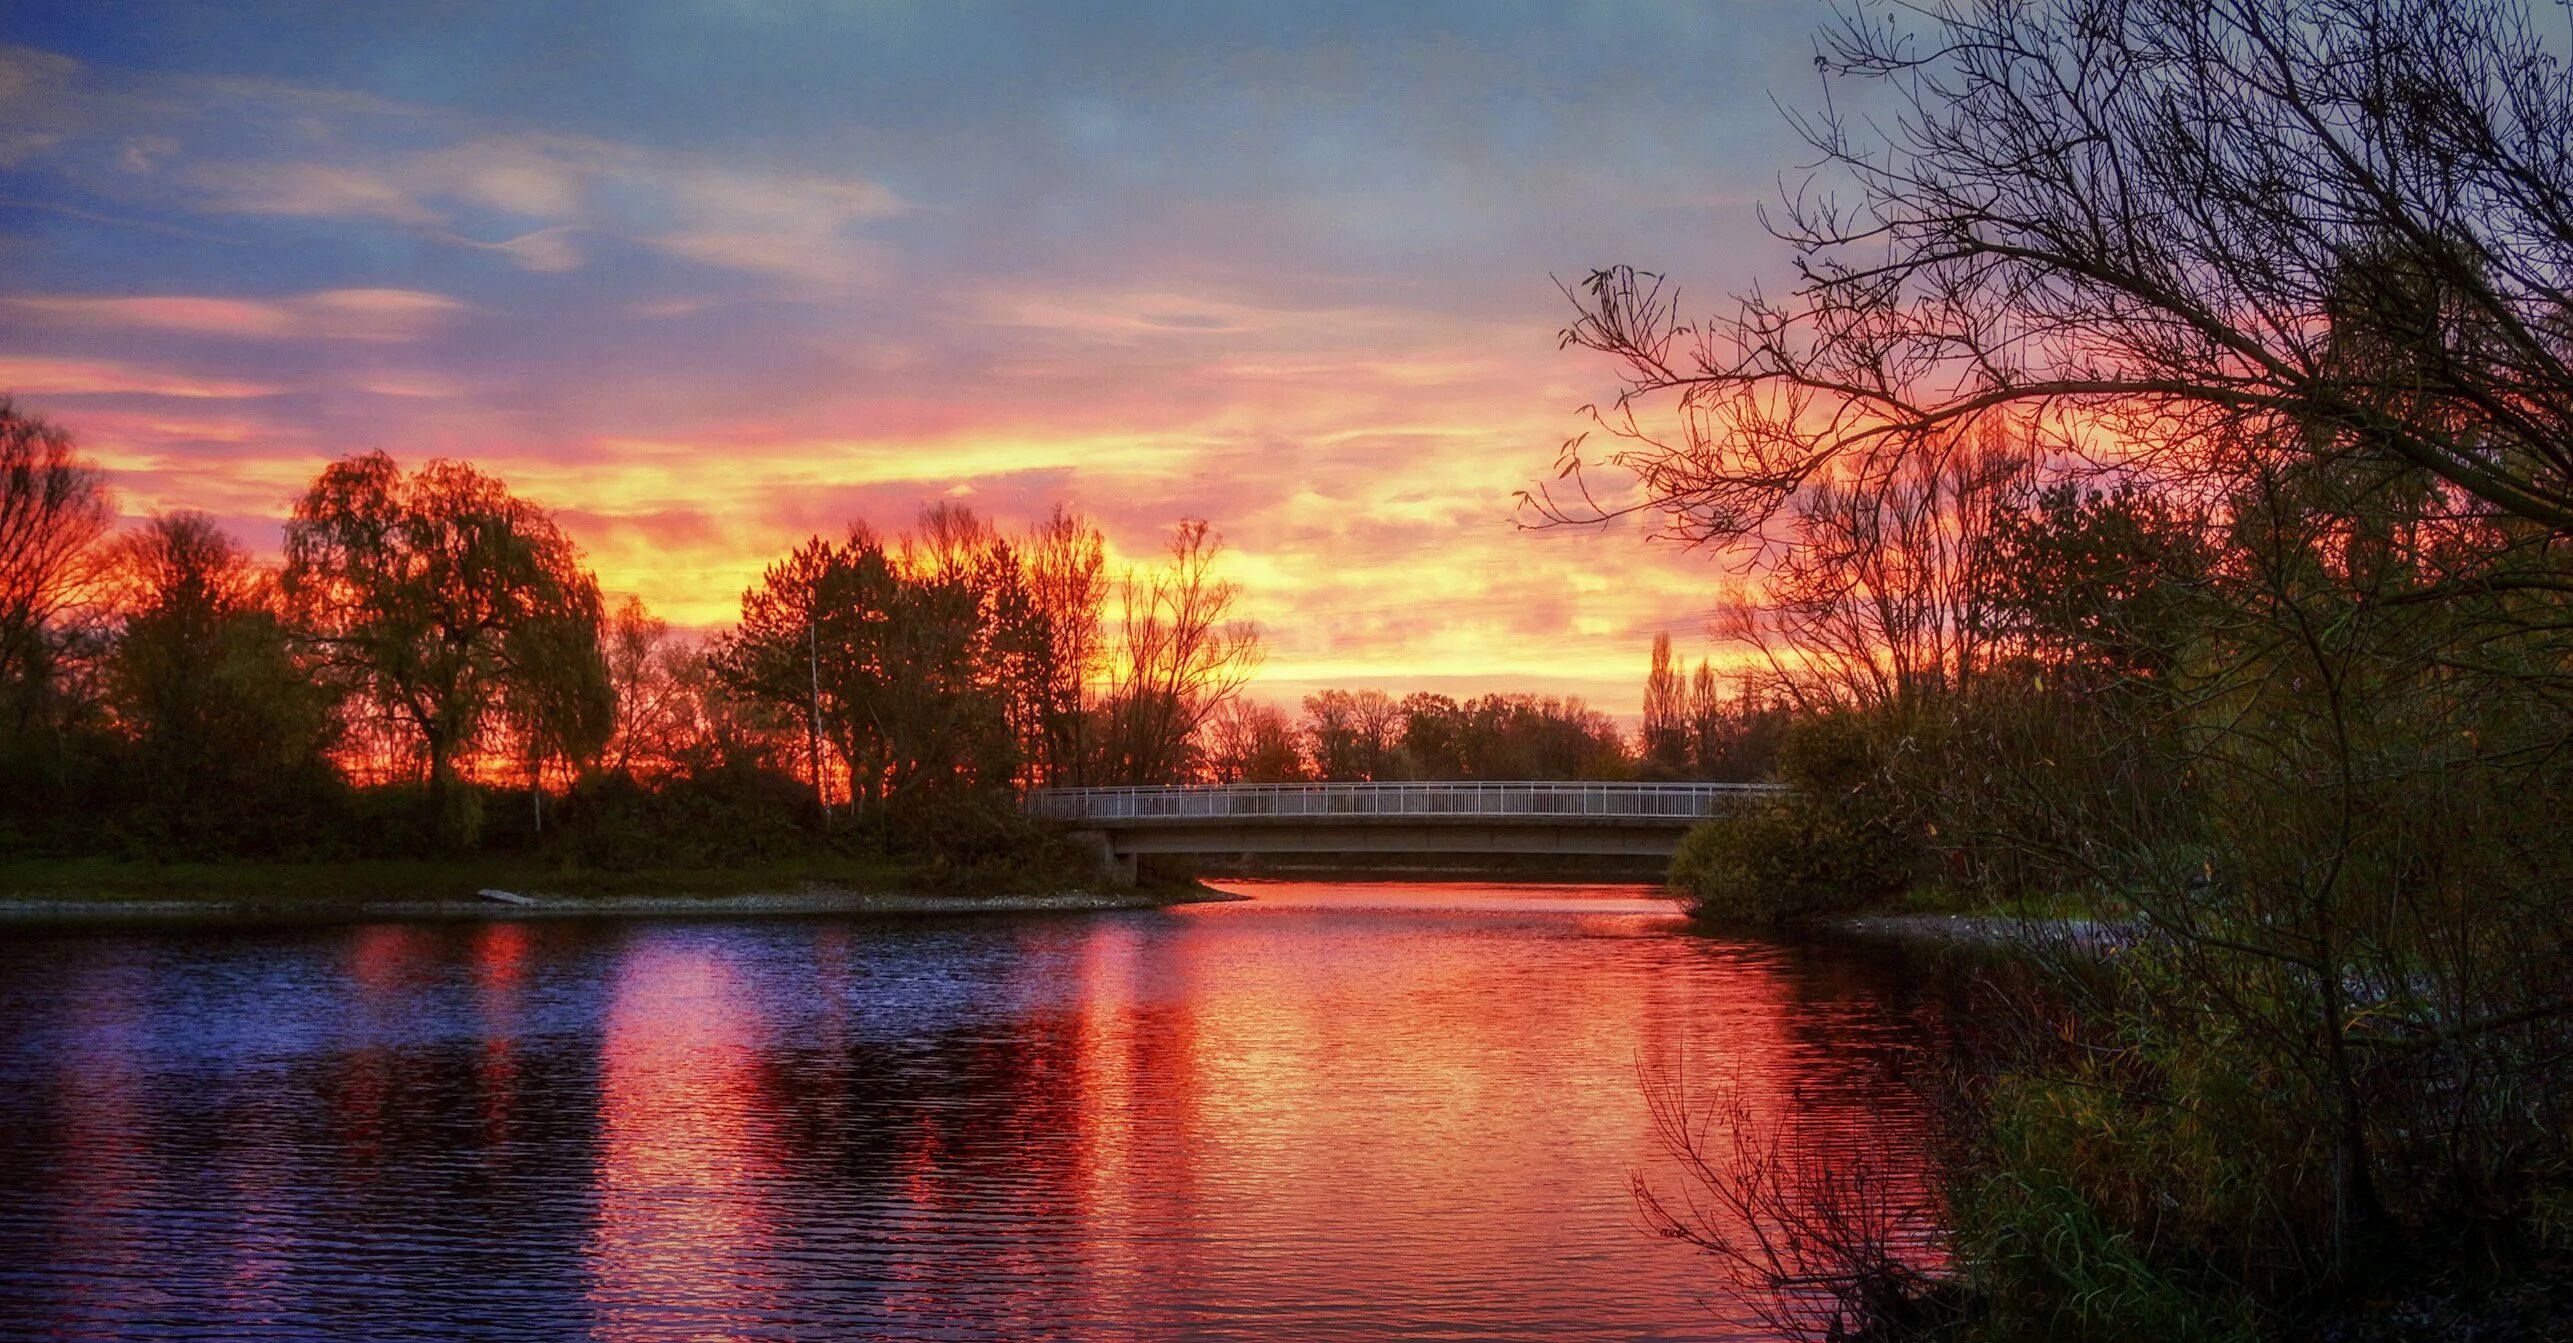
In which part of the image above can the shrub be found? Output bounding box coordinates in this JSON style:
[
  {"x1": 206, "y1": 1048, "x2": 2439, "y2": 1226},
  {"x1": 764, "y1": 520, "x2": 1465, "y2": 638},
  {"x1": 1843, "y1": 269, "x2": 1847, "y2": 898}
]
[
  {"x1": 548, "y1": 763, "x2": 821, "y2": 870},
  {"x1": 345, "y1": 781, "x2": 454, "y2": 859},
  {"x1": 1669, "y1": 712, "x2": 1920, "y2": 925},
  {"x1": 1945, "y1": 1153, "x2": 2260, "y2": 1343},
  {"x1": 877, "y1": 788, "x2": 1087, "y2": 890},
  {"x1": 1928, "y1": 944, "x2": 2410, "y2": 1340}
]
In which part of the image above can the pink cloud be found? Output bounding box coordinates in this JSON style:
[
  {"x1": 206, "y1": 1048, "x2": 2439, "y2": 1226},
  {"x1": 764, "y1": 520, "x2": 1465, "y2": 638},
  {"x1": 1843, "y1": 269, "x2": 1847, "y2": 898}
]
[
  {"x1": 9, "y1": 288, "x2": 467, "y2": 341},
  {"x1": 0, "y1": 356, "x2": 281, "y2": 398}
]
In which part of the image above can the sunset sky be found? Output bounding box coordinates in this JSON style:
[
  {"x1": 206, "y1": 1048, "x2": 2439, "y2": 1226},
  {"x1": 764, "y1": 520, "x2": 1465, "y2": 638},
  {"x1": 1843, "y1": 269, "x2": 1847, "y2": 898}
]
[{"x1": 0, "y1": 2, "x2": 1821, "y2": 713}]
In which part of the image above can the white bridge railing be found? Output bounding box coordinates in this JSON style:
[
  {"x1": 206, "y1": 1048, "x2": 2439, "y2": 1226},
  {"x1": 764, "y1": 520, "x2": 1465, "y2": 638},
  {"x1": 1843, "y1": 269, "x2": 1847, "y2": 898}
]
[{"x1": 1027, "y1": 781, "x2": 1776, "y2": 825}]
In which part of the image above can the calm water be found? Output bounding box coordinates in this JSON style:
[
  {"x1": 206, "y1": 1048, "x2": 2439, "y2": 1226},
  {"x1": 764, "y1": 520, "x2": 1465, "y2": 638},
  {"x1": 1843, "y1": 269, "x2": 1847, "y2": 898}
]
[{"x1": 0, "y1": 883, "x2": 1944, "y2": 1341}]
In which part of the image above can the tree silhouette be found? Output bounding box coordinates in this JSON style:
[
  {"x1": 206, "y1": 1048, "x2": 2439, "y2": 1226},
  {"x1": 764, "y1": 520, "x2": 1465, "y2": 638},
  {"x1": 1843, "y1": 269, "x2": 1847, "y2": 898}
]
[
  {"x1": 1534, "y1": 0, "x2": 2573, "y2": 542},
  {"x1": 281, "y1": 453, "x2": 608, "y2": 846},
  {"x1": 103, "y1": 512, "x2": 338, "y2": 851},
  {"x1": 0, "y1": 399, "x2": 111, "y2": 744}
]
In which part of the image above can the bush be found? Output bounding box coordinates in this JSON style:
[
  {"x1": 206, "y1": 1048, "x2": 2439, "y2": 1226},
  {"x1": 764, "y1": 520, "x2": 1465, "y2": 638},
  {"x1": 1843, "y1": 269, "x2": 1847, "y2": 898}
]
[
  {"x1": 344, "y1": 781, "x2": 453, "y2": 859},
  {"x1": 1926, "y1": 940, "x2": 2500, "y2": 1341},
  {"x1": 877, "y1": 788, "x2": 1086, "y2": 890},
  {"x1": 1945, "y1": 1150, "x2": 2260, "y2": 1343},
  {"x1": 1669, "y1": 712, "x2": 1920, "y2": 925},
  {"x1": 547, "y1": 763, "x2": 823, "y2": 870}
]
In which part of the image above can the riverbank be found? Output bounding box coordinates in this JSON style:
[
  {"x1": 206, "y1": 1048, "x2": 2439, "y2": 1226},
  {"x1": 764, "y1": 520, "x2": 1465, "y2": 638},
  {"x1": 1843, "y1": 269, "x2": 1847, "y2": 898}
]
[
  {"x1": 0, "y1": 857, "x2": 1242, "y2": 925},
  {"x1": 1824, "y1": 909, "x2": 2132, "y2": 950}
]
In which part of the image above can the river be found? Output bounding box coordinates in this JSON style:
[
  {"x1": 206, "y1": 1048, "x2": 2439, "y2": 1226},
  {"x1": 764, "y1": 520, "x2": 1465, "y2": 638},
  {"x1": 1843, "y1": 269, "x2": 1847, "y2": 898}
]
[{"x1": 0, "y1": 882, "x2": 1948, "y2": 1341}]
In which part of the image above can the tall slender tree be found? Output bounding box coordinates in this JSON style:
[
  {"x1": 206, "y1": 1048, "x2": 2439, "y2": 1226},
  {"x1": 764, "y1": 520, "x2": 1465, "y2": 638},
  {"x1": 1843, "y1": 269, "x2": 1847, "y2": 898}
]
[{"x1": 1641, "y1": 632, "x2": 1689, "y2": 773}]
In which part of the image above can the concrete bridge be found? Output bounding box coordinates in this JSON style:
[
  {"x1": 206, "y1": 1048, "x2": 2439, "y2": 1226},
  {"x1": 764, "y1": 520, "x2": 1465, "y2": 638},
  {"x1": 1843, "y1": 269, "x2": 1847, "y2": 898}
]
[{"x1": 1027, "y1": 781, "x2": 1777, "y2": 884}]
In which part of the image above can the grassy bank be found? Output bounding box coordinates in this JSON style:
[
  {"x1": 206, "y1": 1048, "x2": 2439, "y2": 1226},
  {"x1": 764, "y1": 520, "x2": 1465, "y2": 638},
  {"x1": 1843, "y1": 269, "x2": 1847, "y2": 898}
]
[{"x1": 0, "y1": 855, "x2": 1235, "y2": 923}]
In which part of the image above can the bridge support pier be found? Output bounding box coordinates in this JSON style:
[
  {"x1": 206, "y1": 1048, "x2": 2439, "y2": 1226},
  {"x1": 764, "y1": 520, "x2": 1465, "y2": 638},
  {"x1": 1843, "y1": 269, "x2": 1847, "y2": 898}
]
[{"x1": 1066, "y1": 830, "x2": 1137, "y2": 889}]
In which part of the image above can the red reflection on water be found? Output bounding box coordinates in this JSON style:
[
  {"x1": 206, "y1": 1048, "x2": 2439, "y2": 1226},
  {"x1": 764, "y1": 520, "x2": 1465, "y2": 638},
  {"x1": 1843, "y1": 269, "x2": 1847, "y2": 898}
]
[
  {"x1": 332, "y1": 924, "x2": 443, "y2": 1165},
  {"x1": 0, "y1": 882, "x2": 1942, "y2": 1341},
  {"x1": 1060, "y1": 918, "x2": 1205, "y2": 1325},
  {"x1": 584, "y1": 934, "x2": 785, "y2": 1339},
  {"x1": 1047, "y1": 881, "x2": 1938, "y2": 1338},
  {"x1": 472, "y1": 922, "x2": 530, "y2": 1144}
]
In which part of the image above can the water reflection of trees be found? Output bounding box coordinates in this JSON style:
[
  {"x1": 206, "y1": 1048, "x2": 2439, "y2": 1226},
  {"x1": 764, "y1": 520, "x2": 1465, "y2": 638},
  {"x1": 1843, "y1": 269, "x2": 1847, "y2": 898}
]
[{"x1": 1632, "y1": 940, "x2": 1981, "y2": 1341}]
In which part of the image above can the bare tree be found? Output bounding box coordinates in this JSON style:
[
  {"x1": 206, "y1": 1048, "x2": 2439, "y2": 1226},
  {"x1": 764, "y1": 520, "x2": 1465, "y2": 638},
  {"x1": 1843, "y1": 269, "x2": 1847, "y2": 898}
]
[
  {"x1": 1634, "y1": 1061, "x2": 1952, "y2": 1342},
  {"x1": 601, "y1": 596, "x2": 696, "y2": 777},
  {"x1": 1299, "y1": 688, "x2": 1402, "y2": 780},
  {"x1": 1642, "y1": 632, "x2": 1690, "y2": 772},
  {"x1": 0, "y1": 399, "x2": 112, "y2": 737},
  {"x1": 1530, "y1": 0, "x2": 2573, "y2": 1292},
  {"x1": 1720, "y1": 426, "x2": 2029, "y2": 713},
  {"x1": 1099, "y1": 520, "x2": 1262, "y2": 783},
  {"x1": 1531, "y1": 0, "x2": 2573, "y2": 545},
  {"x1": 1203, "y1": 698, "x2": 1305, "y2": 783}
]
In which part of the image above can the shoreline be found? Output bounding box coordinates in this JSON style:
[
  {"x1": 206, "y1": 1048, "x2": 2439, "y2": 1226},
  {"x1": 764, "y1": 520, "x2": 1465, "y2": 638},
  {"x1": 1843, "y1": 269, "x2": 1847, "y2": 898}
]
[
  {"x1": 0, "y1": 868, "x2": 1250, "y2": 926},
  {"x1": 1822, "y1": 910, "x2": 2128, "y2": 948}
]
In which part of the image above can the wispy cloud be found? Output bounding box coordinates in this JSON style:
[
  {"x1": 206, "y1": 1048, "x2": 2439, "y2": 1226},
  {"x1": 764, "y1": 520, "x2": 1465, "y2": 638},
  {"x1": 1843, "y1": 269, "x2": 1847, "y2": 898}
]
[
  {"x1": 3, "y1": 51, "x2": 909, "y2": 287},
  {"x1": 0, "y1": 356, "x2": 282, "y2": 399},
  {"x1": 8, "y1": 288, "x2": 467, "y2": 341},
  {"x1": 433, "y1": 225, "x2": 584, "y2": 272},
  {"x1": 186, "y1": 160, "x2": 442, "y2": 224},
  {"x1": 178, "y1": 126, "x2": 906, "y2": 284}
]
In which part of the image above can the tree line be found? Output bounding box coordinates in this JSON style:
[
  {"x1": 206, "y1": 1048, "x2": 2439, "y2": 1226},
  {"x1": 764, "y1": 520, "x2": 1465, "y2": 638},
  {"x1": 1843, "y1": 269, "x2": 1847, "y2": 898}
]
[
  {"x1": 0, "y1": 403, "x2": 1260, "y2": 872},
  {"x1": 1198, "y1": 649, "x2": 1784, "y2": 787},
  {"x1": 1560, "y1": 0, "x2": 2573, "y2": 1336},
  {"x1": 0, "y1": 396, "x2": 1791, "y2": 871}
]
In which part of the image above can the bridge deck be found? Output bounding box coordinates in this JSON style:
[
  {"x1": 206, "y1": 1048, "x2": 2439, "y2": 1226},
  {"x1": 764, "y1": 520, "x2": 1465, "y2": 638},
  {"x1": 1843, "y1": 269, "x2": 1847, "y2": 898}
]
[{"x1": 1028, "y1": 781, "x2": 1774, "y2": 826}]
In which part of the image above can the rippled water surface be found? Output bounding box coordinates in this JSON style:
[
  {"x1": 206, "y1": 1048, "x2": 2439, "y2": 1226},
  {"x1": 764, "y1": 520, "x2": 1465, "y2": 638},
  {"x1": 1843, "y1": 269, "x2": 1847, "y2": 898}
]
[{"x1": 0, "y1": 882, "x2": 1944, "y2": 1341}]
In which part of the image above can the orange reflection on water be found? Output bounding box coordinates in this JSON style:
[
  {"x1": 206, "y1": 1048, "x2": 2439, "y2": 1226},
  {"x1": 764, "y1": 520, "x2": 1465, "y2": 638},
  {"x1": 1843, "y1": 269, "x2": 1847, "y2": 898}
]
[
  {"x1": 1041, "y1": 881, "x2": 1934, "y2": 1337},
  {"x1": 584, "y1": 933, "x2": 786, "y2": 1340}
]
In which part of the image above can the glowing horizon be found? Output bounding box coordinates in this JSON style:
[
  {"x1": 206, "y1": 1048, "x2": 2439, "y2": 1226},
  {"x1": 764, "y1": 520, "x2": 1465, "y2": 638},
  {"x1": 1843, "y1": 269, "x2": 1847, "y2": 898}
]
[{"x1": 0, "y1": 6, "x2": 1822, "y2": 715}]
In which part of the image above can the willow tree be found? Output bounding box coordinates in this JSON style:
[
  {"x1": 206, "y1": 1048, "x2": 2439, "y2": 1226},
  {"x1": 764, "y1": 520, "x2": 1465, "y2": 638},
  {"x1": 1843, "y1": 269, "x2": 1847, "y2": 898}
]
[{"x1": 281, "y1": 453, "x2": 607, "y2": 845}]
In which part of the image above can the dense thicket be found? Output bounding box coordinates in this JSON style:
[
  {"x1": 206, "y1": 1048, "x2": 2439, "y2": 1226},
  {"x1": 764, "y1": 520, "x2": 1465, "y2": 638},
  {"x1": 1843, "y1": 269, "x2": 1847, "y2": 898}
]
[{"x1": 1556, "y1": 0, "x2": 2573, "y2": 1335}]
